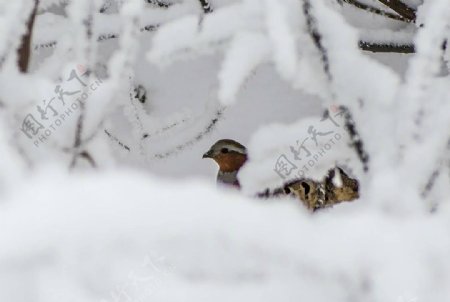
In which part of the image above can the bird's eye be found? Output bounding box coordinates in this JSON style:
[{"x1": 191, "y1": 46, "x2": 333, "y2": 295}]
[
  {"x1": 221, "y1": 148, "x2": 229, "y2": 153},
  {"x1": 284, "y1": 186, "x2": 291, "y2": 194}
]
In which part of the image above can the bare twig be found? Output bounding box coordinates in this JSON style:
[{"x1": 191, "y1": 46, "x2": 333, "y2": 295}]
[
  {"x1": 303, "y1": 0, "x2": 331, "y2": 80},
  {"x1": 342, "y1": 0, "x2": 408, "y2": 22},
  {"x1": 422, "y1": 138, "x2": 450, "y2": 199},
  {"x1": 99, "y1": 0, "x2": 113, "y2": 13},
  {"x1": 18, "y1": 0, "x2": 39, "y2": 72},
  {"x1": 376, "y1": 0, "x2": 416, "y2": 22},
  {"x1": 70, "y1": 5, "x2": 95, "y2": 169},
  {"x1": 34, "y1": 23, "x2": 159, "y2": 51},
  {"x1": 126, "y1": 80, "x2": 147, "y2": 156},
  {"x1": 151, "y1": 108, "x2": 225, "y2": 159},
  {"x1": 104, "y1": 129, "x2": 131, "y2": 151},
  {"x1": 142, "y1": 116, "x2": 190, "y2": 139},
  {"x1": 340, "y1": 106, "x2": 370, "y2": 172},
  {"x1": 359, "y1": 41, "x2": 415, "y2": 53},
  {"x1": 146, "y1": 0, "x2": 173, "y2": 8},
  {"x1": 198, "y1": 0, "x2": 213, "y2": 14},
  {"x1": 104, "y1": 106, "x2": 225, "y2": 157},
  {"x1": 79, "y1": 150, "x2": 97, "y2": 168},
  {"x1": 421, "y1": 169, "x2": 440, "y2": 199}
]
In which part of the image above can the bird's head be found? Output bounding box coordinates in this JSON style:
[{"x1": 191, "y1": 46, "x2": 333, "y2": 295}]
[
  {"x1": 326, "y1": 168, "x2": 360, "y2": 202},
  {"x1": 202, "y1": 139, "x2": 247, "y2": 173}
]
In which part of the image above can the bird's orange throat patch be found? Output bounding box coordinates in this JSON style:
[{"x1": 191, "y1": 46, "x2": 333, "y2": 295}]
[{"x1": 215, "y1": 153, "x2": 247, "y2": 173}]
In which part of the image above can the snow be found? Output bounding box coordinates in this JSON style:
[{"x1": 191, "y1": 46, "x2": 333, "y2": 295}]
[
  {"x1": 1, "y1": 168, "x2": 450, "y2": 302},
  {"x1": 263, "y1": 0, "x2": 299, "y2": 81},
  {"x1": 218, "y1": 32, "x2": 270, "y2": 104},
  {"x1": 1, "y1": 0, "x2": 450, "y2": 301},
  {"x1": 239, "y1": 112, "x2": 359, "y2": 195}
]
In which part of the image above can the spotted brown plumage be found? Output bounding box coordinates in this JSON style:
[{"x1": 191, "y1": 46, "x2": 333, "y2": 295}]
[
  {"x1": 324, "y1": 167, "x2": 359, "y2": 204},
  {"x1": 284, "y1": 167, "x2": 359, "y2": 211},
  {"x1": 284, "y1": 179, "x2": 323, "y2": 210}
]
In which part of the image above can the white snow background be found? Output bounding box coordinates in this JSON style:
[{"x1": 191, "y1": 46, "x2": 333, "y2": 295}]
[{"x1": 0, "y1": 0, "x2": 449, "y2": 301}]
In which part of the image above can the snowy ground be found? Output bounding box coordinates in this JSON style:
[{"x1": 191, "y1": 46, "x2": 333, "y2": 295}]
[{"x1": 1, "y1": 168, "x2": 450, "y2": 302}]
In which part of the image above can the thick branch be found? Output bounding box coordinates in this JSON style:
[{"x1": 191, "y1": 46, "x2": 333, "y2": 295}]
[
  {"x1": 18, "y1": 0, "x2": 39, "y2": 73},
  {"x1": 376, "y1": 0, "x2": 416, "y2": 22}
]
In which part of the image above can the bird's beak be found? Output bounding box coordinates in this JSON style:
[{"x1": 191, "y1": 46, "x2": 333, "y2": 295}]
[{"x1": 202, "y1": 150, "x2": 213, "y2": 159}]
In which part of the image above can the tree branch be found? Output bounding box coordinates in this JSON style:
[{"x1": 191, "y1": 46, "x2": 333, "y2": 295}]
[
  {"x1": 359, "y1": 41, "x2": 415, "y2": 53},
  {"x1": 339, "y1": 106, "x2": 370, "y2": 172},
  {"x1": 376, "y1": 0, "x2": 416, "y2": 22},
  {"x1": 104, "y1": 129, "x2": 131, "y2": 151},
  {"x1": 106, "y1": 107, "x2": 224, "y2": 157},
  {"x1": 342, "y1": 0, "x2": 408, "y2": 22},
  {"x1": 34, "y1": 23, "x2": 159, "y2": 50},
  {"x1": 79, "y1": 150, "x2": 97, "y2": 168},
  {"x1": 145, "y1": 0, "x2": 173, "y2": 9},
  {"x1": 303, "y1": 0, "x2": 331, "y2": 80},
  {"x1": 18, "y1": 0, "x2": 39, "y2": 73},
  {"x1": 70, "y1": 5, "x2": 95, "y2": 169},
  {"x1": 152, "y1": 108, "x2": 224, "y2": 159},
  {"x1": 198, "y1": 0, "x2": 213, "y2": 14},
  {"x1": 421, "y1": 139, "x2": 450, "y2": 200}
]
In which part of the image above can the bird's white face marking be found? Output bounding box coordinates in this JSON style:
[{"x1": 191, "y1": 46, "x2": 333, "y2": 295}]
[
  {"x1": 207, "y1": 139, "x2": 247, "y2": 157},
  {"x1": 221, "y1": 144, "x2": 246, "y2": 154}
]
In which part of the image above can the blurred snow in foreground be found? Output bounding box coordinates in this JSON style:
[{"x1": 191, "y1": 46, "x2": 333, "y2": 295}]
[{"x1": 0, "y1": 168, "x2": 449, "y2": 302}]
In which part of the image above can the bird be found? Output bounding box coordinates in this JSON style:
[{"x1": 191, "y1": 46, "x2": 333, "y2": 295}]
[
  {"x1": 324, "y1": 167, "x2": 359, "y2": 204},
  {"x1": 284, "y1": 167, "x2": 359, "y2": 211},
  {"x1": 203, "y1": 139, "x2": 360, "y2": 210},
  {"x1": 202, "y1": 139, "x2": 247, "y2": 188}
]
